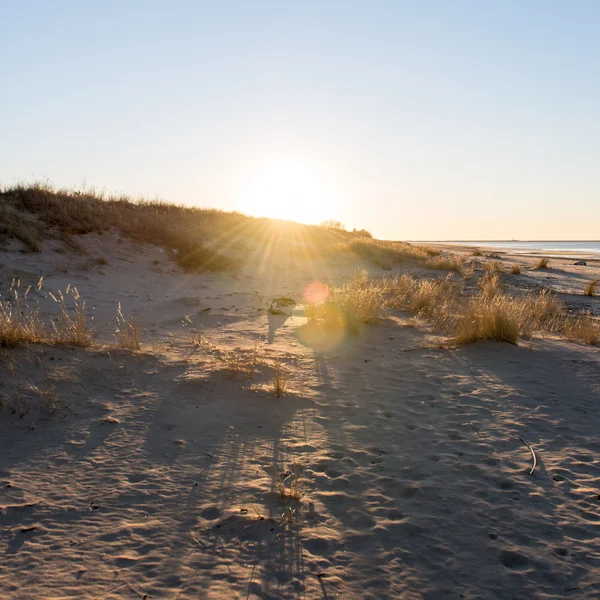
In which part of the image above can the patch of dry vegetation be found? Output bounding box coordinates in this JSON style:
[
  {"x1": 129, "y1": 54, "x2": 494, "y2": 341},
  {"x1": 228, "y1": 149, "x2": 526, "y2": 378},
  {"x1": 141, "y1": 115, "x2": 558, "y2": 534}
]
[
  {"x1": 510, "y1": 263, "x2": 522, "y2": 275},
  {"x1": 535, "y1": 257, "x2": 550, "y2": 269},
  {"x1": 424, "y1": 254, "x2": 465, "y2": 273},
  {"x1": 454, "y1": 290, "x2": 561, "y2": 345},
  {"x1": 115, "y1": 303, "x2": 141, "y2": 349},
  {"x1": 0, "y1": 183, "x2": 254, "y2": 271},
  {"x1": 344, "y1": 238, "x2": 439, "y2": 270},
  {"x1": 0, "y1": 281, "x2": 92, "y2": 348},
  {"x1": 272, "y1": 362, "x2": 288, "y2": 398},
  {"x1": 387, "y1": 274, "x2": 460, "y2": 330},
  {"x1": 306, "y1": 270, "x2": 388, "y2": 333},
  {"x1": 583, "y1": 280, "x2": 598, "y2": 297},
  {"x1": 318, "y1": 269, "x2": 597, "y2": 346},
  {"x1": 564, "y1": 316, "x2": 598, "y2": 345},
  {"x1": 484, "y1": 260, "x2": 503, "y2": 273},
  {"x1": 0, "y1": 291, "x2": 45, "y2": 347}
]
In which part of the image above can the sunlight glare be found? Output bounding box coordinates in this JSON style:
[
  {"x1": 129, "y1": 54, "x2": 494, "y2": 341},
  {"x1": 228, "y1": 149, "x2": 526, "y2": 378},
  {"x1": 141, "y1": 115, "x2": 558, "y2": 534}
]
[{"x1": 236, "y1": 159, "x2": 343, "y2": 224}]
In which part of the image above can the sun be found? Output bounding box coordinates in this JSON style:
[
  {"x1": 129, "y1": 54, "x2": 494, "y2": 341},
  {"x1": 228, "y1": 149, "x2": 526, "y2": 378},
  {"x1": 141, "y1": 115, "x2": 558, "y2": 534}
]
[{"x1": 235, "y1": 159, "x2": 342, "y2": 224}]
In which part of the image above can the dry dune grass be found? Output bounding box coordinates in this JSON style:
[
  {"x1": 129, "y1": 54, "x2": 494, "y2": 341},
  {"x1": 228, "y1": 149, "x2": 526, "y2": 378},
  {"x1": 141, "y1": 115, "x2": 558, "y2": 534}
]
[
  {"x1": 484, "y1": 260, "x2": 503, "y2": 273},
  {"x1": 322, "y1": 269, "x2": 595, "y2": 346},
  {"x1": 455, "y1": 290, "x2": 561, "y2": 345},
  {"x1": 115, "y1": 303, "x2": 141, "y2": 349},
  {"x1": 305, "y1": 270, "x2": 388, "y2": 333},
  {"x1": 387, "y1": 274, "x2": 460, "y2": 330},
  {"x1": 0, "y1": 292, "x2": 46, "y2": 347},
  {"x1": 424, "y1": 254, "x2": 465, "y2": 273},
  {"x1": 272, "y1": 362, "x2": 288, "y2": 398},
  {"x1": 2, "y1": 183, "x2": 435, "y2": 271},
  {"x1": 345, "y1": 238, "x2": 438, "y2": 269},
  {"x1": 564, "y1": 316, "x2": 599, "y2": 345},
  {"x1": 0, "y1": 281, "x2": 92, "y2": 348},
  {"x1": 510, "y1": 263, "x2": 522, "y2": 275},
  {"x1": 583, "y1": 280, "x2": 598, "y2": 297},
  {"x1": 535, "y1": 257, "x2": 550, "y2": 269},
  {"x1": 304, "y1": 268, "x2": 595, "y2": 346}
]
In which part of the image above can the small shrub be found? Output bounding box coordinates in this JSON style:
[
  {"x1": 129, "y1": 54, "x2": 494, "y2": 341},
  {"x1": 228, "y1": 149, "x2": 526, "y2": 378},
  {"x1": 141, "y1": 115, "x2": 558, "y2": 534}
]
[
  {"x1": 510, "y1": 264, "x2": 522, "y2": 275},
  {"x1": 535, "y1": 257, "x2": 550, "y2": 269},
  {"x1": 583, "y1": 280, "x2": 598, "y2": 297},
  {"x1": 471, "y1": 249, "x2": 483, "y2": 257}
]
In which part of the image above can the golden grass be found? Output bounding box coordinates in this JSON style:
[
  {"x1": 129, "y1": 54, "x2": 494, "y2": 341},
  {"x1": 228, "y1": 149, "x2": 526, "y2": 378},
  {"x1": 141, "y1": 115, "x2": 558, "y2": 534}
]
[
  {"x1": 455, "y1": 290, "x2": 562, "y2": 344},
  {"x1": 535, "y1": 257, "x2": 550, "y2": 269},
  {"x1": 484, "y1": 260, "x2": 503, "y2": 272},
  {"x1": 48, "y1": 286, "x2": 93, "y2": 346},
  {"x1": 0, "y1": 292, "x2": 45, "y2": 347},
  {"x1": 510, "y1": 263, "x2": 522, "y2": 275},
  {"x1": 387, "y1": 274, "x2": 460, "y2": 330},
  {"x1": 424, "y1": 254, "x2": 465, "y2": 273},
  {"x1": 273, "y1": 362, "x2": 288, "y2": 398},
  {"x1": 115, "y1": 303, "x2": 141, "y2": 349},
  {"x1": 1, "y1": 281, "x2": 92, "y2": 348},
  {"x1": 272, "y1": 461, "x2": 304, "y2": 501},
  {"x1": 563, "y1": 316, "x2": 598, "y2": 345},
  {"x1": 583, "y1": 280, "x2": 598, "y2": 297},
  {"x1": 478, "y1": 272, "x2": 503, "y2": 297},
  {"x1": 305, "y1": 270, "x2": 388, "y2": 333}
]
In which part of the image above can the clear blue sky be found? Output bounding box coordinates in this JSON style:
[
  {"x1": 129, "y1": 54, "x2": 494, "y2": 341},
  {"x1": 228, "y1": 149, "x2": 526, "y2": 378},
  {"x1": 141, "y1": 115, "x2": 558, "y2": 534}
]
[{"x1": 2, "y1": 1, "x2": 599, "y2": 239}]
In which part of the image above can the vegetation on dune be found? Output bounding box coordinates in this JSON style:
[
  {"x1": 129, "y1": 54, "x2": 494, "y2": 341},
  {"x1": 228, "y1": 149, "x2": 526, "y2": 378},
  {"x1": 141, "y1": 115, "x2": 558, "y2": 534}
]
[
  {"x1": 424, "y1": 254, "x2": 466, "y2": 274},
  {"x1": 0, "y1": 282, "x2": 92, "y2": 348},
  {"x1": 305, "y1": 268, "x2": 598, "y2": 346},
  {"x1": 0, "y1": 182, "x2": 443, "y2": 272}
]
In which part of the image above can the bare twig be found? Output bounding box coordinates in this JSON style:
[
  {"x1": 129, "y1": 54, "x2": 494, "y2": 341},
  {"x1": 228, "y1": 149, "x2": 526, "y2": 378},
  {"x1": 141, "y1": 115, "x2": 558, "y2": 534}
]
[{"x1": 517, "y1": 436, "x2": 537, "y2": 476}]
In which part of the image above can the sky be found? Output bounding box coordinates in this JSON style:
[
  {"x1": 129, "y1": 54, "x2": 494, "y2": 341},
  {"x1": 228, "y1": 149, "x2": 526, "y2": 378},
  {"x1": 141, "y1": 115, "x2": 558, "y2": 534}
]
[{"x1": 1, "y1": 0, "x2": 599, "y2": 240}]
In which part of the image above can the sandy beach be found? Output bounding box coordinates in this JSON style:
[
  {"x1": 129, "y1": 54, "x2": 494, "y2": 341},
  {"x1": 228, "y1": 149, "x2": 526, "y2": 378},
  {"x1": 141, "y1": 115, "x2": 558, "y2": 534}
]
[{"x1": 1, "y1": 218, "x2": 599, "y2": 600}]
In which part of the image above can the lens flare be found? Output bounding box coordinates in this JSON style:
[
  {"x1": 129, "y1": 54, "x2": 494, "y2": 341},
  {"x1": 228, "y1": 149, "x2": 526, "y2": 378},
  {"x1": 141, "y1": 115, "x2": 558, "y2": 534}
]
[{"x1": 304, "y1": 282, "x2": 329, "y2": 305}]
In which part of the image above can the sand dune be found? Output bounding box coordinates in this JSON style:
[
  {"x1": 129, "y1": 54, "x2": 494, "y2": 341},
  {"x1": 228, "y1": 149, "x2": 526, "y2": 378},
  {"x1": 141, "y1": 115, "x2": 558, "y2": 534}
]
[{"x1": 1, "y1": 231, "x2": 600, "y2": 599}]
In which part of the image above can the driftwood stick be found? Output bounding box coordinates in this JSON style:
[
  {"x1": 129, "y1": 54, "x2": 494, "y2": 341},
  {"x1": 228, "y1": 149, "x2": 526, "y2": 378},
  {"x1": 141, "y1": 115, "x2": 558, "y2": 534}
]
[{"x1": 518, "y1": 436, "x2": 537, "y2": 476}]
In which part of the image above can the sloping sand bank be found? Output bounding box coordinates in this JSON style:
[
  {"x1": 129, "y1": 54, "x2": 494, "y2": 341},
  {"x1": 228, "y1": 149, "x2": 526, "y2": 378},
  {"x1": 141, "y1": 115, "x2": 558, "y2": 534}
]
[{"x1": 1, "y1": 235, "x2": 599, "y2": 599}]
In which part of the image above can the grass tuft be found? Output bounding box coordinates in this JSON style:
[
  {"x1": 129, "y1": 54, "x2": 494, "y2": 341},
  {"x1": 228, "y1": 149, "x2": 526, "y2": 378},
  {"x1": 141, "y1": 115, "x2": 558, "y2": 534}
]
[
  {"x1": 115, "y1": 303, "x2": 141, "y2": 349},
  {"x1": 48, "y1": 286, "x2": 93, "y2": 346},
  {"x1": 535, "y1": 257, "x2": 550, "y2": 269},
  {"x1": 583, "y1": 280, "x2": 598, "y2": 297},
  {"x1": 273, "y1": 362, "x2": 288, "y2": 397},
  {"x1": 510, "y1": 263, "x2": 522, "y2": 275}
]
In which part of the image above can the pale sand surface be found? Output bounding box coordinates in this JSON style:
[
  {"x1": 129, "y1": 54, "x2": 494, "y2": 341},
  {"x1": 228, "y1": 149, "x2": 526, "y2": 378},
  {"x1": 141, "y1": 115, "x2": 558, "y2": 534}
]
[{"x1": 1, "y1": 234, "x2": 600, "y2": 599}]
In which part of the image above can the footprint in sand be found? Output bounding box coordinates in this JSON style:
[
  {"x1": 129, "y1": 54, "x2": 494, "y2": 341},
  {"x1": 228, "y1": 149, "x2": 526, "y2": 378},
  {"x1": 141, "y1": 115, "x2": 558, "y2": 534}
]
[
  {"x1": 200, "y1": 506, "x2": 222, "y2": 520},
  {"x1": 500, "y1": 550, "x2": 529, "y2": 569}
]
